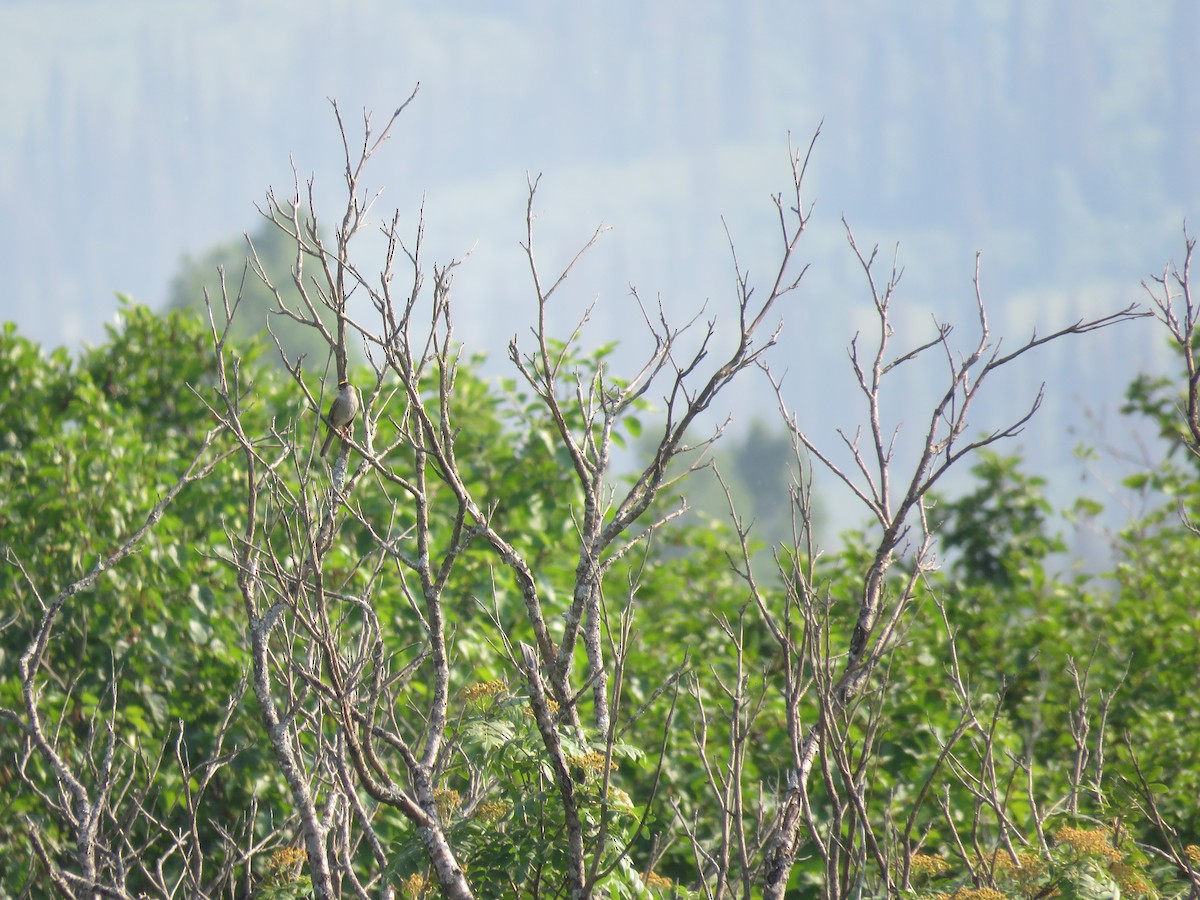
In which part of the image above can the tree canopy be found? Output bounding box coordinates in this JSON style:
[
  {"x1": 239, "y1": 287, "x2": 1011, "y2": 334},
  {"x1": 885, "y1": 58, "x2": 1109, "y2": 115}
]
[{"x1": 2, "y1": 109, "x2": 1198, "y2": 900}]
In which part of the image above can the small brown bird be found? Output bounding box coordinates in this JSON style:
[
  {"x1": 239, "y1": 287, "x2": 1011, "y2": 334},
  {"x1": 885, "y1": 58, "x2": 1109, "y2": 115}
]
[{"x1": 320, "y1": 381, "x2": 359, "y2": 458}]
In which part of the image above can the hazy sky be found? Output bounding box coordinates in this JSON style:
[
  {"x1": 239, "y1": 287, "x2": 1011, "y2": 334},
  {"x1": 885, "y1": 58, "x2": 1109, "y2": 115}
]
[
  {"x1": 3, "y1": 1, "x2": 1191, "y2": 344},
  {"x1": 2, "y1": 0, "x2": 1195, "y2": 535}
]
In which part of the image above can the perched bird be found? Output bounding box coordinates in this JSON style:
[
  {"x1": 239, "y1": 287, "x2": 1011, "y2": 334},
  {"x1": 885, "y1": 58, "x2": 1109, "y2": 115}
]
[{"x1": 320, "y1": 381, "x2": 359, "y2": 458}]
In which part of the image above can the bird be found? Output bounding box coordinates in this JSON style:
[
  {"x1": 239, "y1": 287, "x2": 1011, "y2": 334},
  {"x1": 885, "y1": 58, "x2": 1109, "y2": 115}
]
[{"x1": 320, "y1": 380, "x2": 359, "y2": 458}]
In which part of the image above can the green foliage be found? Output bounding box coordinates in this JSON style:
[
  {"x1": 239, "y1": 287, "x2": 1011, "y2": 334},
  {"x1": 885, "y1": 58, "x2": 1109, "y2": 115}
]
[
  {"x1": 0, "y1": 299, "x2": 256, "y2": 718},
  {"x1": 777, "y1": 447, "x2": 1200, "y2": 896},
  {"x1": 419, "y1": 684, "x2": 648, "y2": 895},
  {"x1": 1121, "y1": 371, "x2": 1200, "y2": 470},
  {"x1": 0, "y1": 302, "x2": 299, "y2": 893},
  {"x1": 931, "y1": 451, "x2": 1065, "y2": 588},
  {"x1": 1105, "y1": 490, "x2": 1200, "y2": 842},
  {"x1": 0, "y1": 303, "x2": 678, "y2": 895},
  {"x1": 4, "y1": 302, "x2": 1200, "y2": 897}
]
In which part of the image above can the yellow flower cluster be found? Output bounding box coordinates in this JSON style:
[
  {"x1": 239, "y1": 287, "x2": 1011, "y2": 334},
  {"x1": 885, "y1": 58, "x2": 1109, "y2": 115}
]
[
  {"x1": 399, "y1": 872, "x2": 429, "y2": 898},
  {"x1": 1109, "y1": 860, "x2": 1155, "y2": 898},
  {"x1": 909, "y1": 853, "x2": 951, "y2": 878},
  {"x1": 990, "y1": 850, "x2": 1046, "y2": 885},
  {"x1": 462, "y1": 680, "x2": 506, "y2": 704},
  {"x1": 947, "y1": 888, "x2": 1006, "y2": 900},
  {"x1": 433, "y1": 788, "x2": 461, "y2": 819},
  {"x1": 1187, "y1": 844, "x2": 1200, "y2": 866},
  {"x1": 523, "y1": 696, "x2": 560, "y2": 718},
  {"x1": 646, "y1": 871, "x2": 673, "y2": 890},
  {"x1": 1054, "y1": 825, "x2": 1121, "y2": 863},
  {"x1": 473, "y1": 799, "x2": 512, "y2": 823},
  {"x1": 267, "y1": 846, "x2": 306, "y2": 871},
  {"x1": 568, "y1": 751, "x2": 617, "y2": 775}
]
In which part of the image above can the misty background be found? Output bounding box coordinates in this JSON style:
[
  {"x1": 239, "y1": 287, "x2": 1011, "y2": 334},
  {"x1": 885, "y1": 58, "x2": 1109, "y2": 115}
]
[{"x1": 2, "y1": 0, "x2": 1197, "y2": 540}]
